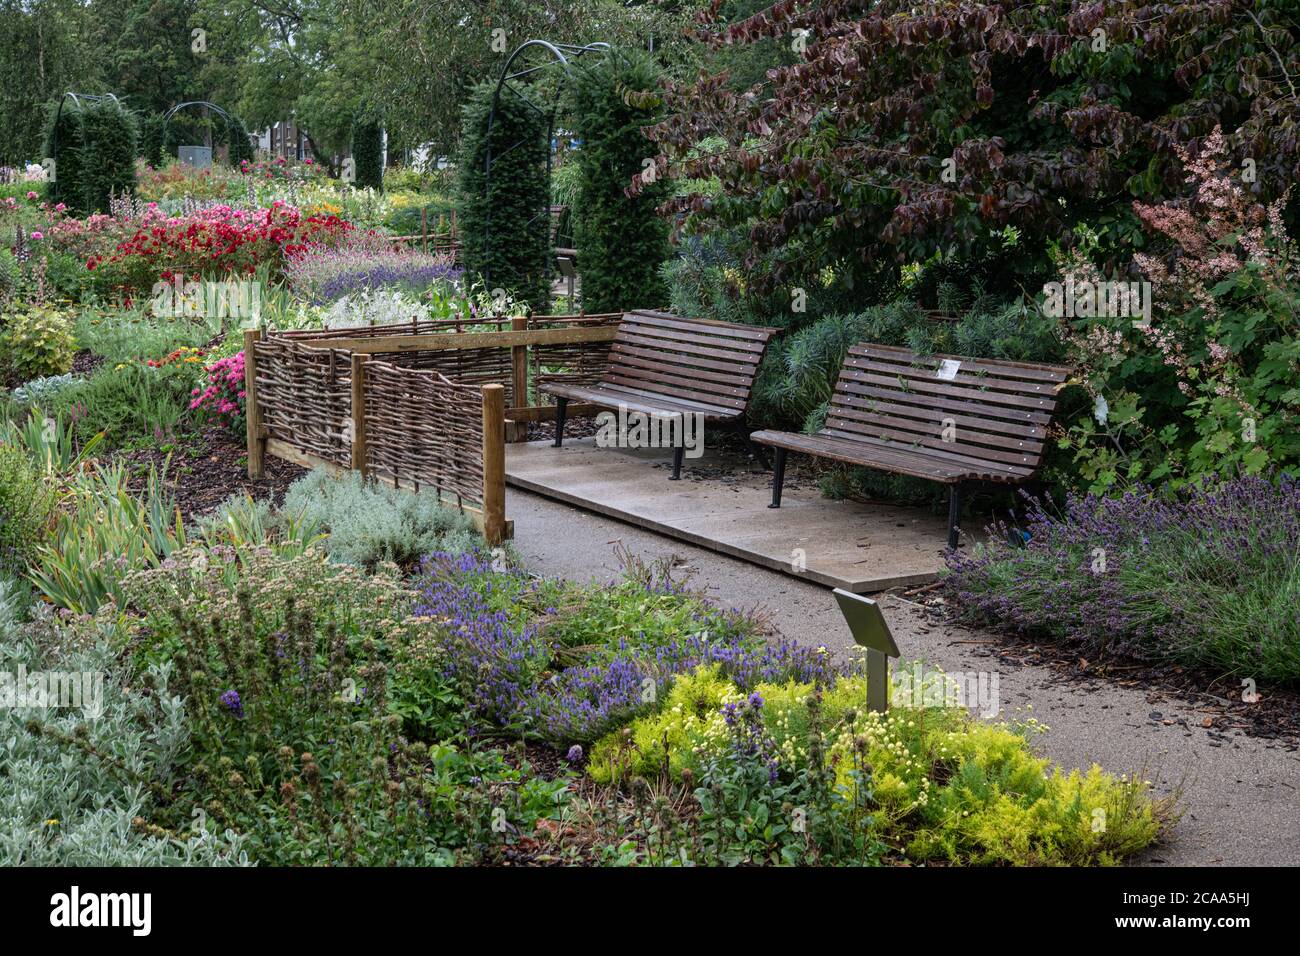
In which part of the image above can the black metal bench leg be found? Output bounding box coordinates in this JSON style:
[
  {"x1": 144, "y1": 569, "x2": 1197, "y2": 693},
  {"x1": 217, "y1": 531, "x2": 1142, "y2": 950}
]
[
  {"x1": 553, "y1": 397, "x2": 568, "y2": 448},
  {"x1": 670, "y1": 444, "x2": 684, "y2": 480},
  {"x1": 947, "y1": 482, "x2": 963, "y2": 549},
  {"x1": 768, "y1": 447, "x2": 787, "y2": 508}
]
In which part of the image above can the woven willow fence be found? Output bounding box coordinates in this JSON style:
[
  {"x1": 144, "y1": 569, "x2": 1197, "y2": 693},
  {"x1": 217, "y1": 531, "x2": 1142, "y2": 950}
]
[{"x1": 244, "y1": 313, "x2": 621, "y2": 544}]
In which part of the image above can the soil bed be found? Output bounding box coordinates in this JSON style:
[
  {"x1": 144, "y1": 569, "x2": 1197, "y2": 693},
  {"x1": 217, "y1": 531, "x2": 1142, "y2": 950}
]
[{"x1": 115, "y1": 425, "x2": 306, "y2": 521}]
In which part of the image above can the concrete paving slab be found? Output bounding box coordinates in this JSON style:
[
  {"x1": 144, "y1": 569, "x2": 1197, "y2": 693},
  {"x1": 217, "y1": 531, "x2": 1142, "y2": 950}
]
[{"x1": 505, "y1": 438, "x2": 957, "y2": 592}]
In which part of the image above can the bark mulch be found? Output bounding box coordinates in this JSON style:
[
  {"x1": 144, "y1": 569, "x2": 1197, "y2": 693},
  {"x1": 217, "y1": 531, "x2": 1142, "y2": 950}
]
[{"x1": 115, "y1": 425, "x2": 306, "y2": 522}]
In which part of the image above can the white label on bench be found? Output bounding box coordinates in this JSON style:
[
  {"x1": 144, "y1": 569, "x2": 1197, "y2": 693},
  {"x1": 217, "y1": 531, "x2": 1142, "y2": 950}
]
[{"x1": 936, "y1": 359, "x2": 961, "y2": 381}]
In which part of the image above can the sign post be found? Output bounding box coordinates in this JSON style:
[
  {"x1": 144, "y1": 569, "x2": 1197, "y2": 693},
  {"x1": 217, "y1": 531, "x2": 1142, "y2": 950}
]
[{"x1": 833, "y1": 588, "x2": 900, "y2": 713}]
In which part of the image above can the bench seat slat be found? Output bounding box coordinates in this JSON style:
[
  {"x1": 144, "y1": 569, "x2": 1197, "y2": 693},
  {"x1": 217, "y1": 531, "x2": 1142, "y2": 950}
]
[
  {"x1": 608, "y1": 346, "x2": 757, "y2": 386},
  {"x1": 825, "y1": 408, "x2": 1046, "y2": 457},
  {"x1": 750, "y1": 430, "x2": 1033, "y2": 482},
  {"x1": 844, "y1": 355, "x2": 1066, "y2": 397},
  {"x1": 821, "y1": 422, "x2": 1041, "y2": 468},
  {"x1": 601, "y1": 372, "x2": 748, "y2": 408},
  {"x1": 543, "y1": 382, "x2": 743, "y2": 420},
  {"x1": 834, "y1": 380, "x2": 1055, "y2": 426},
  {"x1": 838, "y1": 370, "x2": 1060, "y2": 413},
  {"x1": 830, "y1": 393, "x2": 1048, "y2": 440},
  {"x1": 617, "y1": 324, "x2": 768, "y2": 358}
]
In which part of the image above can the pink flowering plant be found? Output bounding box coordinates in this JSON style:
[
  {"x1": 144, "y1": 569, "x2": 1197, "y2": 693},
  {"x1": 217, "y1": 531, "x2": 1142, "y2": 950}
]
[
  {"x1": 1058, "y1": 128, "x2": 1300, "y2": 491},
  {"x1": 191, "y1": 351, "x2": 246, "y2": 433}
]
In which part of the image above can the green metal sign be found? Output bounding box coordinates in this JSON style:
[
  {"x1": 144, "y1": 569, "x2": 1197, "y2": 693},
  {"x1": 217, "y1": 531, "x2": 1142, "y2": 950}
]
[{"x1": 834, "y1": 588, "x2": 900, "y2": 713}]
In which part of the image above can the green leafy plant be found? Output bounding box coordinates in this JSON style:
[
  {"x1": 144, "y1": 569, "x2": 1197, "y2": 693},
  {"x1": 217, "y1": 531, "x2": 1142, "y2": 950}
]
[
  {"x1": 0, "y1": 441, "x2": 54, "y2": 574},
  {"x1": 117, "y1": 547, "x2": 568, "y2": 864},
  {"x1": 5, "y1": 612, "x2": 251, "y2": 866},
  {"x1": 280, "y1": 468, "x2": 479, "y2": 568},
  {"x1": 1, "y1": 303, "x2": 76, "y2": 382},
  {"x1": 1060, "y1": 131, "x2": 1300, "y2": 490},
  {"x1": 28, "y1": 463, "x2": 186, "y2": 615}
]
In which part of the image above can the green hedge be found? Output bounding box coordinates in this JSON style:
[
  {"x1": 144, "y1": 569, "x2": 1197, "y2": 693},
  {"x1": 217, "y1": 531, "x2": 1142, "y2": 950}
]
[
  {"x1": 455, "y1": 82, "x2": 549, "y2": 312},
  {"x1": 569, "y1": 48, "x2": 669, "y2": 313},
  {"x1": 42, "y1": 96, "x2": 137, "y2": 216},
  {"x1": 351, "y1": 118, "x2": 384, "y2": 191}
]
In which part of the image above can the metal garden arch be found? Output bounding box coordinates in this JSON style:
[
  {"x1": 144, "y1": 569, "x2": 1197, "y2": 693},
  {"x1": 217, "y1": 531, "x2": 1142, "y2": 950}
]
[
  {"x1": 482, "y1": 40, "x2": 609, "y2": 292},
  {"x1": 161, "y1": 101, "x2": 245, "y2": 160}
]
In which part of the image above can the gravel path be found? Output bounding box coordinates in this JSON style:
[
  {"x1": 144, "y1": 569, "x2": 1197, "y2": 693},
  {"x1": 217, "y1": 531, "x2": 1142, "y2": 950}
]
[{"x1": 507, "y1": 487, "x2": 1300, "y2": 866}]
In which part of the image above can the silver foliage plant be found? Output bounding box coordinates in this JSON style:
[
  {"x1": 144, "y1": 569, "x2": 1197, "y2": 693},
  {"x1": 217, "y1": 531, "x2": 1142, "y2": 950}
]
[
  {"x1": 280, "y1": 468, "x2": 479, "y2": 566},
  {"x1": 0, "y1": 607, "x2": 250, "y2": 866}
]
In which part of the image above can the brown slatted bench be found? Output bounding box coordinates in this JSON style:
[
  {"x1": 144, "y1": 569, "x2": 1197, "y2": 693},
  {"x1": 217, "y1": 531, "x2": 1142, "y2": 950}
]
[
  {"x1": 541, "y1": 310, "x2": 778, "y2": 479},
  {"x1": 751, "y1": 343, "x2": 1071, "y2": 548}
]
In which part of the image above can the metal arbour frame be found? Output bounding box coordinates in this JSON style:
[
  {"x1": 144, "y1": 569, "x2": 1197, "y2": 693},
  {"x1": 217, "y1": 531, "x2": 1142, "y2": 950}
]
[
  {"x1": 483, "y1": 40, "x2": 609, "y2": 291},
  {"x1": 161, "y1": 101, "x2": 242, "y2": 153}
]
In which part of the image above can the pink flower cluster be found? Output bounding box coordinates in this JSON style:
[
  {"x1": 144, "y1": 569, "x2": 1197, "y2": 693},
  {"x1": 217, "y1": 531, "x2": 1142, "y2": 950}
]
[{"x1": 191, "y1": 351, "x2": 247, "y2": 427}]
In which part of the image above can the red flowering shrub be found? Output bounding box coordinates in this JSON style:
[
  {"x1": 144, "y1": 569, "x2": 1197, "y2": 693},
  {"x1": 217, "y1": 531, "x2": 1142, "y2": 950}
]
[{"x1": 86, "y1": 201, "x2": 353, "y2": 294}]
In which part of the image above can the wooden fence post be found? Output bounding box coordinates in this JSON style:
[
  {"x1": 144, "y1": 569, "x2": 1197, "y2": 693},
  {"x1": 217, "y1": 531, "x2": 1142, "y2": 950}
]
[
  {"x1": 508, "y1": 314, "x2": 529, "y2": 442},
  {"x1": 481, "y1": 383, "x2": 506, "y2": 546},
  {"x1": 243, "y1": 328, "x2": 265, "y2": 479},
  {"x1": 350, "y1": 353, "x2": 368, "y2": 474}
]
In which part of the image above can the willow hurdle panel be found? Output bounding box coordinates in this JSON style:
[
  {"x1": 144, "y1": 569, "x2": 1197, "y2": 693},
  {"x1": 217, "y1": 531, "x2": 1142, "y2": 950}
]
[{"x1": 244, "y1": 316, "x2": 621, "y2": 546}]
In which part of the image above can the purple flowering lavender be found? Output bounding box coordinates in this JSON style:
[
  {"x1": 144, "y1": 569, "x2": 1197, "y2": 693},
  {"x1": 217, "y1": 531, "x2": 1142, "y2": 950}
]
[
  {"x1": 414, "y1": 550, "x2": 842, "y2": 744},
  {"x1": 943, "y1": 474, "x2": 1300, "y2": 683},
  {"x1": 284, "y1": 240, "x2": 461, "y2": 303},
  {"x1": 219, "y1": 689, "x2": 245, "y2": 718}
]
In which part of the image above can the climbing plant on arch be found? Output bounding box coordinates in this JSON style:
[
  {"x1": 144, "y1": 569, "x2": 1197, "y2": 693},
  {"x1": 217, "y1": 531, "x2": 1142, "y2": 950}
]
[
  {"x1": 568, "y1": 47, "x2": 669, "y2": 314},
  {"x1": 456, "y1": 40, "x2": 609, "y2": 314},
  {"x1": 41, "y1": 93, "x2": 138, "y2": 216}
]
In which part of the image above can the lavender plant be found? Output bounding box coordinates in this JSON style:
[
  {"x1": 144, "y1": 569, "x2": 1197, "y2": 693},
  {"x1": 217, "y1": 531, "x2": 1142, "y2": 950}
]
[
  {"x1": 414, "y1": 550, "x2": 838, "y2": 745},
  {"x1": 944, "y1": 474, "x2": 1300, "y2": 683},
  {"x1": 283, "y1": 235, "x2": 460, "y2": 305}
]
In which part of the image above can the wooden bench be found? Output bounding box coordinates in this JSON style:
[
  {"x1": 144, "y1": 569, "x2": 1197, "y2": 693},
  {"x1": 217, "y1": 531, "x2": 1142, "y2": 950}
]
[
  {"x1": 751, "y1": 343, "x2": 1071, "y2": 548},
  {"x1": 541, "y1": 310, "x2": 778, "y2": 479}
]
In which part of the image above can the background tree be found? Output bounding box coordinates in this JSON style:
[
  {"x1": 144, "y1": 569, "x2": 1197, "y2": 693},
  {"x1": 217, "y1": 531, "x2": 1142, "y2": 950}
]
[
  {"x1": 346, "y1": 0, "x2": 692, "y2": 158},
  {"x1": 88, "y1": 0, "x2": 208, "y2": 115},
  {"x1": 570, "y1": 48, "x2": 670, "y2": 312},
  {"x1": 0, "y1": 0, "x2": 101, "y2": 165},
  {"x1": 644, "y1": 0, "x2": 1300, "y2": 298}
]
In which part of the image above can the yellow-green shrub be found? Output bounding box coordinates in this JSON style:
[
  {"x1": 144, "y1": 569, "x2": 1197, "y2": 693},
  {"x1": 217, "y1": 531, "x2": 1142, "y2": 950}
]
[
  {"x1": 588, "y1": 664, "x2": 734, "y2": 784},
  {"x1": 589, "y1": 665, "x2": 1168, "y2": 865},
  {"x1": 2, "y1": 304, "x2": 76, "y2": 381}
]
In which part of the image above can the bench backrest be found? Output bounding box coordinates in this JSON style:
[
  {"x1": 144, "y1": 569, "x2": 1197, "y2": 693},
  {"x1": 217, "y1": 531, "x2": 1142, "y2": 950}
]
[
  {"x1": 825, "y1": 343, "x2": 1071, "y2": 473},
  {"x1": 603, "y1": 310, "x2": 778, "y2": 414}
]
